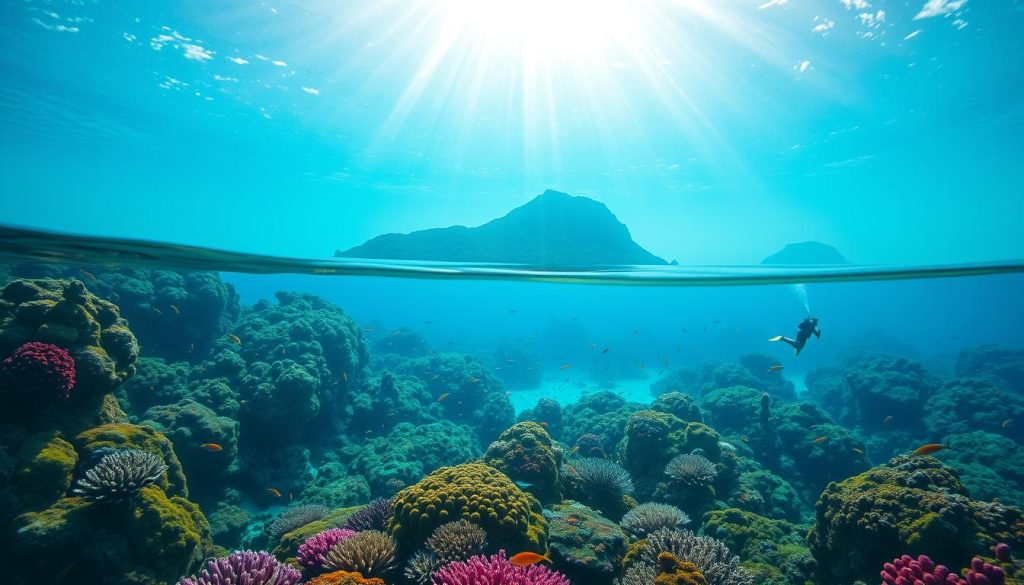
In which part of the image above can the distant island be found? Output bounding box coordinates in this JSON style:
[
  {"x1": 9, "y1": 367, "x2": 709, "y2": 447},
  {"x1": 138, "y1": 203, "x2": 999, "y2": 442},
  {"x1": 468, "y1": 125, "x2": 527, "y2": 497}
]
[
  {"x1": 336, "y1": 190, "x2": 668, "y2": 267},
  {"x1": 761, "y1": 241, "x2": 849, "y2": 265}
]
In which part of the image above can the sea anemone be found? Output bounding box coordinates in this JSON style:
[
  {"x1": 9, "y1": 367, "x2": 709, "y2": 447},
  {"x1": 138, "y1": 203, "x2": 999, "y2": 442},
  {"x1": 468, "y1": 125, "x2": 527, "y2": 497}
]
[
  {"x1": 322, "y1": 530, "x2": 399, "y2": 578},
  {"x1": 177, "y1": 550, "x2": 301, "y2": 585},
  {"x1": 572, "y1": 457, "x2": 634, "y2": 500},
  {"x1": 72, "y1": 449, "x2": 167, "y2": 503},
  {"x1": 620, "y1": 502, "x2": 691, "y2": 538},
  {"x1": 664, "y1": 453, "x2": 718, "y2": 487},
  {"x1": 0, "y1": 341, "x2": 76, "y2": 399},
  {"x1": 638, "y1": 528, "x2": 753, "y2": 585},
  {"x1": 267, "y1": 504, "x2": 330, "y2": 542},
  {"x1": 404, "y1": 550, "x2": 441, "y2": 585},
  {"x1": 343, "y1": 498, "x2": 393, "y2": 532},
  {"x1": 425, "y1": 520, "x2": 488, "y2": 563},
  {"x1": 432, "y1": 551, "x2": 571, "y2": 585},
  {"x1": 297, "y1": 528, "x2": 357, "y2": 571}
]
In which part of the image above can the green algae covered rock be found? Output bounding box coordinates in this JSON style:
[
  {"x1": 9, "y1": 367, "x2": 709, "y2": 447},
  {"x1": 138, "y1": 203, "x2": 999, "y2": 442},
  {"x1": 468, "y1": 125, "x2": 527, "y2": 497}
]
[
  {"x1": 74, "y1": 422, "x2": 188, "y2": 498},
  {"x1": 271, "y1": 506, "x2": 361, "y2": 563},
  {"x1": 703, "y1": 508, "x2": 815, "y2": 585},
  {"x1": 808, "y1": 454, "x2": 1024, "y2": 584},
  {"x1": 12, "y1": 431, "x2": 77, "y2": 511},
  {"x1": 389, "y1": 462, "x2": 547, "y2": 554},
  {"x1": 483, "y1": 421, "x2": 563, "y2": 505},
  {"x1": 545, "y1": 500, "x2": 627, "y2": 585}
]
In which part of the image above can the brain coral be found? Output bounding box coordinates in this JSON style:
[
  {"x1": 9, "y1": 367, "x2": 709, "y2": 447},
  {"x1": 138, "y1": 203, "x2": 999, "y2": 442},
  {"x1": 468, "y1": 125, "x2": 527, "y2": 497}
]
[
  {"x1": 807, "y1": 454, "x2": 1024, "y2": 584},
  {"x1": 0, "y1": 279, "x2": 138, "y2": 403},
  {"x1": 388, "y1": 462, "x2": 548, "y2": 554},
  {"x1": 483, "y1": 421, "x2": 563, "y2": 505}
]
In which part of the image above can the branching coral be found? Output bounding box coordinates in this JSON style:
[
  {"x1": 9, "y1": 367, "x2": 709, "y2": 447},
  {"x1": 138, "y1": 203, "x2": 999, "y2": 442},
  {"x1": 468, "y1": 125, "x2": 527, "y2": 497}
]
[
  {"x1": 71, "y1": 448, "x2": 167, "y2": 503},
  {"x1": 426, "y1": 519, "x2": 488, "y2": 563},
  {"x1": 322, "y1": 530, "x2": 399, "y2": 579},
  {"x1": 298, "y1": 528, "x2": 357, "y2": 571},
  {"x1": 636, "y1": 528, "x2": 753, "y2": 585},
  {"x1": 431, "y1": 551, "x2": 571, "y2": 585},
  {"x1": 177, "y1": 550, "x2": 300, "y2": 585},
  {"x1": 620, "y1": 502, "x2": 691, "y2": 538},
  {"x1": 343, "y1": 498, "x2": 393, "y2": 532},
  {"x1": 664, "y1": 454, "x2": 718, "y2": 487},
  {"x1": 267, "y1": 504, "x2": 331, "y2": 542},
  {"x1": 572, "y1": 457, "x2": 635, "y2": 501}
]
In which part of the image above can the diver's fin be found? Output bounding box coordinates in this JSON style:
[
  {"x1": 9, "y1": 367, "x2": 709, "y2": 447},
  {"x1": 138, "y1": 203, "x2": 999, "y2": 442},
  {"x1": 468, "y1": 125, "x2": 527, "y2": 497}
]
[
  {"x1": 768, "y1": 336, "x2": 784, "y2": 342},
  {"x1": 795, "y1": 348, "x2": 802, "y2": 357}
]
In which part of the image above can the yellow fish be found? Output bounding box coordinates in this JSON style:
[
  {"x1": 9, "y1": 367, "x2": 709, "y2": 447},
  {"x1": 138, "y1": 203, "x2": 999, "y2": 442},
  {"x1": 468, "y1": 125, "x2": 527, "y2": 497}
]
[
  {"x1": 509, "y1": 552, "x2": 551, "y2": 567},
  {"x1": 266, "y1": 487, "x2": 282, "y2": 498}
]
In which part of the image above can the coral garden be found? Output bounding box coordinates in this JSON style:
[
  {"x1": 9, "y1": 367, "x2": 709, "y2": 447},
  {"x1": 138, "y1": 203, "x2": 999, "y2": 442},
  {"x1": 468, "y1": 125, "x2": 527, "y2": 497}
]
[{"x1": 0, "y1": 265, "x2": 1021, "y2": 585}]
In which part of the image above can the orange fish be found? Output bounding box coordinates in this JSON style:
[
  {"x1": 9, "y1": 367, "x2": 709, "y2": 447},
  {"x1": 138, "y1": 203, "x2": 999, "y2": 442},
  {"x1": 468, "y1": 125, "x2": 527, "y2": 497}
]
[
  {"x1": 437, "y1": 393, "x2": 450, "y2": 402},
  {"x1": 79, "y1": 269, "x2": 97, "y2": 282},
  {"x1": 813, "y1": 436, "x2": 829, "y2": 444},
  {"x1": 912, "y1": 444, "x2": 949, "y2": 457},
  {"x1": 509, "y1": 552, "x2": 551, "y2": 567},
  {"x1": 228, "y1": 334, "x2": 242, "y2": 346},
  {"x1": 169, "y1": 304, "x2": 181, "y2": 315},
  {"x1": 342, "y1": 372, "x2": 349, "y2": 382},
  {"x1": 883, "y1": 415, "x2": 894, "y2": 425},
  {"x1": 767, "y1": 365, "x2": 784, "y2": 372},
  {"x1": 266, "y1": 487, "x2": 282, "y2": 498},
  {"x1": 200, "y1": 443, "x2": 223, "y2": 452}
]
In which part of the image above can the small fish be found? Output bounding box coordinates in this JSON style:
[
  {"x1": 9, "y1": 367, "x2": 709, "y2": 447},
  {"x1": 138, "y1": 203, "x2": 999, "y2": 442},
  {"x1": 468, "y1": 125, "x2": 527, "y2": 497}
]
[
  {"x1": 570, "y1": 446, "x2": 579, "y2": 454},
  {"x1": 560, "y1": 364, "x2": 572, "y2": 370},
  {"x1": 813, "y1": 436, "x2": 829, "y2": 444},
  {"x1": 200, "y1": 443, "x2": 223, "y2": 452},
  {"x1": 1002, "y1": 419, "x2": 1013, "y2": 429},
  {"x1": 169, "y1": 304, "x2": 181, "y2": 315},
  {"x1": 767, "y1": 365, "x2": 784, "y2": 372},
  {"x1": 538, "y1": 422, "x2": 548, "y2": 428},
  {"x1": 883, "y1": 415, "x2": 894, "y2": 425},
  {"x1": 424, "y1": 320, "x2": 434, "y2": 325},
  {"x1": 79, "y1": 269, "x2": 97, "y2": 282},
  {"x1": 437, "y1": 393, "x2": 450, "y2": 402},
  {"x1": 364, "y1": 327, "x2": 375, "y2": 333},
  {"x1": 912, "y1": 443, "x2": 950, "y2": 457},
  {"x1": 632, "y1": 329, "x2": 641, "y2": 334},
  {"x1": 342, "y1": 372, "x2": 349, "y2": 382},
  {"x1": 468, "y1": 377, "x2": 481, "y2": 384},
  {"x1": 508, "y1": 309, "x2": 519, "y2": 314},
  {"x1": 588, "y1": 343, "x2": 598, "y2": 349},
  {"x1": 227, "y1": 334, "x2": 242, "y2": 346},
  {"x1": 740, "y1": 436, "x2": 749, "y2": 443},
  {"x1": 515, "y1": 481, "x2": 535, "y2": 489},
  {"x1": 602, "y1": 347, "x2": 611, "y2": 354},
  {"x1": 152, "y1": 307, "x2": 162, "y2": 316},
  {"x1": 266, "y1": 487, "x2": 282, "y2": 498},
  {"x1": 851, "y1": 447, "x2": 864, "y2": 455},
  {"x1": 509, "y1": 552, "x2": 551, "y2": 567},
  {"x1": 639, "y1": 362, "x2": 646, "y2": 371}
]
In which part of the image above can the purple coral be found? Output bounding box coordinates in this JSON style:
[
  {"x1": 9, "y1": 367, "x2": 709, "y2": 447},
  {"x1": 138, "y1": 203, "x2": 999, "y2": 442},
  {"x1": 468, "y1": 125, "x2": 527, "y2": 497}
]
[
  {"x1": 297, "y1": 528, "x2": 356, "y2": 570},
  {"x1": 965, "y1": 556, "x2": 1007, "y2": 585},
  {"x1": 177, "y1": 550, "x2": 300, "y2": 585},
  {"x1": 0, "y1": 342, "x2": 75, "y2": 399},
  {"x1": 432, "y1": 550, "x2": 570, "y2": 585},
  {"x1": 880, "y1": 554, "x2": 965, "y2": 585},
  {"x1": 992, "y1": 543, "x2": 1012, "y2": 564},
  {"x1": 342, "y1": 497, "x2": 393, "y2": 532}
]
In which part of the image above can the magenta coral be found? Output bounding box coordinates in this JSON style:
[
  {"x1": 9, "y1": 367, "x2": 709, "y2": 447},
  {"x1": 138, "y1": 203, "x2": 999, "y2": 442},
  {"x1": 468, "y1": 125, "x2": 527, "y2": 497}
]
[
  {"x1": 992, "y1": 543, "x2": 1012, "y2": 564},
  {"x1": 177, "y1": 550, "x2": 300, "y2": 585},
  {"x1": 432, "y1": 550, "x2": 570, "y2": 585},
  {"x1": 0, "y1": 342, "x2": 75, "y2": 399},
  {"x1": 880, "y1": 554, "x2": 965, "y2": 585},
  {"x1": 965, "y1": 556, "x2": 1006, "y2": 585},
  {"x1": 297, "y1": 528, "x2": 357, "y2": 570}
]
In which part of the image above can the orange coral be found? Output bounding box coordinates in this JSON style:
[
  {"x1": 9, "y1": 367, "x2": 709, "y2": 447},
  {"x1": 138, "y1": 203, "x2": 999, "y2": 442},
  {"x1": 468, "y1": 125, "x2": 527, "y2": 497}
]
[
  {"x1": 654, "y1": 552, "x2": 708, "y2": 585},
  {"x1": 306, "y1": 570, "x2": 385, "y2": 585}
]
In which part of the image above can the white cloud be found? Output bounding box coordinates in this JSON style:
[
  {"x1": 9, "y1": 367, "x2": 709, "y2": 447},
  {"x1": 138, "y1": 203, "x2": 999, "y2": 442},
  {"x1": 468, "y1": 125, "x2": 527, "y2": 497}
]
[
  {"x1": 123, "y1": 32, "x2": 136, "y2": 42},
  {"x1": 758, "y1": 0, "x2": 788, "y2": 9},
  {"x1": 841, "y1": 0, "x2": 871, "y2": 9},
  {"x1": 858, "y1": 10, "x2": 886, "y2": 28},
  {"x1": 213, "y1": 74, "x2": 238, "y2": 82},
  {"x1": 952, "y1": 18, "x2": 968, "y2": 29},
  {"x1": 904, "y1": 29, "x2": 922, "y2": 39},
  {"x1": 158, "y1": 76, "x2": 187, "y2": 90},
  {"x1": 914, "y1": 0, "x2": 968, "y2": 19},
  {"x1": 254, "y1": 54, "x2": 269, "y2": 61},
  {"x1": 301, "y1": 86, "x2": 320, "y2": 95},
  {"x1": 228, "y1": 56, "x2": 249, "y2": 65},
  {"x1": 32, "y1": 18, "x2": 79, "y2": 33},
  {"x1": 271, "y1": 59, "x2": 288, "y2": 67},
  {"x1": 812, "y1": 19, "x2": 835, "y2": 33},
  {"x1": 796, "y1": 60, "x2": 811, "y2": 73},
  {"x1": 183, "y1": 43, "x2": 214, "y2": 61}
]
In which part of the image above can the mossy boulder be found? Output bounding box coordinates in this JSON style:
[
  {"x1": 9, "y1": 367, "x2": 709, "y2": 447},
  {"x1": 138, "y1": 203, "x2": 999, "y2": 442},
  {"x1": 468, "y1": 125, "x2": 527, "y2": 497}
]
[
  {"x1": 12, "y1": 431, "x2": 77, "y2": 511},
  {"x1": 483, "y1": 421, "x2": 563, "y2": 505},
  {"x1": 74, "y1": 422, "x2": 188, "y2": 498},
  {"x1": 271, "y1": 506, "x2": 361, "y2": 562},
  {"x1": 544, "y1": 500, "x2": 627, "y2": 585},
  {"x1": 703, "y1": 508, "x2": 814, "y2": 585}
]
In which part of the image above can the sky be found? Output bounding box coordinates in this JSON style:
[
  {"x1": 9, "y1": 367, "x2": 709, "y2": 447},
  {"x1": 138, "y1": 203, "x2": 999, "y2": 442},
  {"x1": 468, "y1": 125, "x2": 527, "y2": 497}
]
[{"x1": 0, "y1": 0, "x2": 1021, "y2": 265}]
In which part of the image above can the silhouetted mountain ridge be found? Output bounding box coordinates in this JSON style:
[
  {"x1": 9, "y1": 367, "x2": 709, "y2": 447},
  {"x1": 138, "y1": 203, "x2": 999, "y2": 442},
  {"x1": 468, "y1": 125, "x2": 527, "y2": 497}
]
[
  {"x1": 336, "y1": 190, "x2": 668, "y2": 266},
  {"x1": 761, "y1": 241, "x2": 849, "y2": 265}
]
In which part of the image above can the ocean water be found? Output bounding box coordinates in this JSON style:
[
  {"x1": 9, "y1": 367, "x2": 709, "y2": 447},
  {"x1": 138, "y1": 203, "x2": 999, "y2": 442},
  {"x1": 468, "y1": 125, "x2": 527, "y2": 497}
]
[{"x1": 1, "y1": 2, "x2": 1023, "y2": 585}]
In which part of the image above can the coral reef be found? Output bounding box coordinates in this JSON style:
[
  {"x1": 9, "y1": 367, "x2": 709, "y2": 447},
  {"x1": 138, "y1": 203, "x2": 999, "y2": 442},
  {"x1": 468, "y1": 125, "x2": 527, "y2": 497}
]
[
  {"x1": 923, "y1": 378, "x2": 1024, "y2": 443},
  {"x1": 701, "y1": 508, "x2": 815, "y2": 585},
  {"x1": 388, "y1": 462, "x2": 548, "y2": 554},
  {"x1": 298, "y1": 528, "x2": 358, "y2": 571},
  {"x1": 664, "y1": 453, "x2": 718, "y2": 487},
  {"x1": 955, "y1": 345, "x2": 1024, "y2": 391},
  {"x1": 267, "y1": 504, "x2": 331, "y2": 544},
  {"x1": 545, "y1": 500, "x2": 628, "y2": 584},
  {"x1": 620, "y1": 502, "x2": 691, "y2": 538},
  {"x1": 483, "y1": 421, "x2": 563, "y2": 504},
  {"x1": 178, "y1": 550, "x2": 300, "y2": 585},
  {"x1": 0, "y1": 341, "x2": 76, "y2": 400},
  {"x1": 322, "y1": 530, "x2": 399, "y2": 579},
  {"x1": 343, "y1": 498, "x2": 394, "y2": 532},
  {"x1": 72, "y1": 448, "x2": 168, "y2": 503},
  {"x1": 880, "y1": 554, "x2": 961, "y2": 585},
  {"x1": 652, "y1": 391, "x2": 703, "y2": 423},
  {"x1": 426, "y1": 519, "x2": 488, "y2": 563},
  {"x1": 517, "y1": 397, "x2": 563, "y2": 440},
  {"x1": 563, "y1": 391, "x2": 644, "y2": 455},
  {"x1": 628, "y1": 528, "x2": 754, "y2": 585},
  {"x1": 562, "y1": 457, "x2": 634, "y2": 520},
  {"x1": 431, "y1": 550, "x2": 571, "y2": 585}
]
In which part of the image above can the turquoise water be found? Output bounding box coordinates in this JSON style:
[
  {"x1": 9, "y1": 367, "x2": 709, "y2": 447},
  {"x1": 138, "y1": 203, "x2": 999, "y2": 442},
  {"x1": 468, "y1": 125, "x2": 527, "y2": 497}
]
[{"x1": 1, "y1": 2, "x2": 1023, "y2": 585}]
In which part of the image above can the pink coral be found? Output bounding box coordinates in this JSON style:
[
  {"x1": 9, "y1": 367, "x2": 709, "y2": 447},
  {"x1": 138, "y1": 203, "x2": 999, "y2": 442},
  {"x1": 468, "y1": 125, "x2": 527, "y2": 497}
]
[
  {"x1": 965, "y1": 556, "x2": 1006, "y2": 585},
  {"x1": 432, "y1": 551, "x2": 570, "y2": 585},
  {"x1": 880, "y1": 554, "x2": 965, "y2": 585},
  {"x1": 0, "y1": 342, "x2": 75, "y2": 399},
  {"x1": 298, "y1": 528, "x2": 357, "y2": 570}
]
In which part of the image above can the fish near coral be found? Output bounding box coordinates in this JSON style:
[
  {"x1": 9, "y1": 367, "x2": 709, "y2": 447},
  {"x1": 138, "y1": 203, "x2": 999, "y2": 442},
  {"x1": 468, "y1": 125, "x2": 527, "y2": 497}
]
[
  {"x1": 911, "y1": 443, "x2": 949, "y2": 456},
  {"x1": 200, "y1": 443, "x2": 223, "y2": 452},
  {"x1": 509, "y1": 552, "x2": 551, "y2": 566},
  {"x1": 227, "y1": 334, "x2": 242, "y2": 346}
]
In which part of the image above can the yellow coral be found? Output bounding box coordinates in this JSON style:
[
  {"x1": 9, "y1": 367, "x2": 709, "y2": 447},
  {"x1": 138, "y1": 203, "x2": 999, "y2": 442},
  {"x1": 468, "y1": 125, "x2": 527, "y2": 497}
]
[
  {"x1": 655, "y1": 552, "x2": 708, "y2": 585},
  {"x1": 388, "y1": 463, "x2": 547, "y2": 553},
  {"x1": 307, "y1": 571, "x2": 385, "y2": 585}
]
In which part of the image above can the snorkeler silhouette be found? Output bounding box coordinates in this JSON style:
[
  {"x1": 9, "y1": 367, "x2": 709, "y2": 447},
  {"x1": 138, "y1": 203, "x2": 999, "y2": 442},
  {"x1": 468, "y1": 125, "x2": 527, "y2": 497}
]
[{"x1": 769, "y1": 317, "x2": 821, "y2": 356}]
